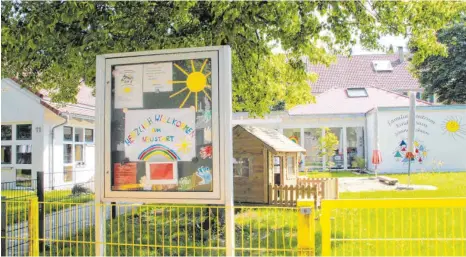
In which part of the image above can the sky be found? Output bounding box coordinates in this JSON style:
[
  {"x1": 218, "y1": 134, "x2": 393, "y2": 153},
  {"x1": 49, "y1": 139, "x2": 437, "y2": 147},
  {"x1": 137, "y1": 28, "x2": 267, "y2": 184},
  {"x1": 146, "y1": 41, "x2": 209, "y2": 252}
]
[{"x1": 351, "y1": 35, "x2": 409, "y2": 55}]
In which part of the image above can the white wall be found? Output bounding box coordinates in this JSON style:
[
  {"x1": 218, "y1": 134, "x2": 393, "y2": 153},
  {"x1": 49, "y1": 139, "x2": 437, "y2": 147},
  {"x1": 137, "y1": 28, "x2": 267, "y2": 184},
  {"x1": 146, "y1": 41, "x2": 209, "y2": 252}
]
[
  {"x1": 1, "y1": 79, "x2": 45, "y2": 181},
  {"x1": 44, "y1": 112, "x2": 95, "y2": 189},
  {"x1": 376, "y1": 106, "x2": 466, "y2": 173}
]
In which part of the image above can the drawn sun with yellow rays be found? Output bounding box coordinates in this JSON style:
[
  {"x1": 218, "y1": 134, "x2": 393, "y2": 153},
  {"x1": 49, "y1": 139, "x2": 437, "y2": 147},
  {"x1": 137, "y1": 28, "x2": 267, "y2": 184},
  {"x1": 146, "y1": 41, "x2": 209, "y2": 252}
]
[
  {"x1": 169, "y1": 59, "x2": 211, "y2": 111},
  {"x1": 442, "y1": 116, "x2": 466, "y2": 140}
]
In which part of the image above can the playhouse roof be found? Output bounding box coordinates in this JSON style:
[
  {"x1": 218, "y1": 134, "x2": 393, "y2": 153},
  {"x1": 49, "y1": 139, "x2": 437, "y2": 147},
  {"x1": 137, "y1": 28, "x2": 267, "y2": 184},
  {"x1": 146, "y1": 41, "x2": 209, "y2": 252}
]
[
  {"x1": 235, "y1": 125, "x2": 306, "y2": 153},
  {"x1": 289, "y1": 87, "x2": 431, "y2": 116}
]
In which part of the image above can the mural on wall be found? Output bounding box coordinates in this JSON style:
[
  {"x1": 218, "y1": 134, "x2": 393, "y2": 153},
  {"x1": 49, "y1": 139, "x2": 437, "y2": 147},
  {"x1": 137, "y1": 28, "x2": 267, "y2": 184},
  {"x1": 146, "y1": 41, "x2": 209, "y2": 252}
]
[
  {"x1": 393, "y1": 139, "x2": 428, "y2": 164},
  {"x1": 442, "y1": 116, "x2": 465, "y2": 139},
  {"x1": 289, "y1": 135, "x2": 299, "y2": 144}
]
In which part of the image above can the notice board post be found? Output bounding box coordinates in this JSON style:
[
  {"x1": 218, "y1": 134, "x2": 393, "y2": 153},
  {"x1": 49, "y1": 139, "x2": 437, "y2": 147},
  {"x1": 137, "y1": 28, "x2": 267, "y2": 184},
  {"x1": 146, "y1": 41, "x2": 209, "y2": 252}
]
[{"x1": 95, "y1": 46, "x2": 233, "y2": 256}]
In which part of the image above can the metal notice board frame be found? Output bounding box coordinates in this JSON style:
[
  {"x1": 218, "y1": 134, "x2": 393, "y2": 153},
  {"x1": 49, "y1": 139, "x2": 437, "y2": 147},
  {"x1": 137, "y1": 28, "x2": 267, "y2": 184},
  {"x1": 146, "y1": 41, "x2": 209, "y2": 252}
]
[{"x1": 94, "y1": 46, "x2": 234, "y2": 255}]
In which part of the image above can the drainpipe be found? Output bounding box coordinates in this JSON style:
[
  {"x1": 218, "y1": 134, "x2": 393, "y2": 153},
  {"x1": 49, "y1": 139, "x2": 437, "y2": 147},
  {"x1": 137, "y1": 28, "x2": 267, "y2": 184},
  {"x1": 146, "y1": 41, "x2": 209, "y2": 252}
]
[{"x1": 50, "y1": 113, "x2": 69, "y2": 189}]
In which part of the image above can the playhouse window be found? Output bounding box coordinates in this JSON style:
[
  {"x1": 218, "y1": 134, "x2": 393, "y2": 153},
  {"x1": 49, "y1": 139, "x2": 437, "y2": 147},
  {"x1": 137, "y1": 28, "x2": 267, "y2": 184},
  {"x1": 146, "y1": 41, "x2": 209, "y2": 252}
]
[
  {"x1": 287, "y1": 156, "x2": 296, "y2": 177},
  {"x1": 233, "y1": 157, "x2": 251, "y2": 177}
]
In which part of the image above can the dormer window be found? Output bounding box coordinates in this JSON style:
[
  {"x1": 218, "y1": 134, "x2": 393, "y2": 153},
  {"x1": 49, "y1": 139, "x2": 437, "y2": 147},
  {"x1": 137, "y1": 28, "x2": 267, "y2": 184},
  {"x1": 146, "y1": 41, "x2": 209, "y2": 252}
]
[
  {"x1": 346, "y1": 88, "x2": 368, "y2": 98},
  {"x1": 372, "y1": 60, "x2": 393, "y2": 71}
]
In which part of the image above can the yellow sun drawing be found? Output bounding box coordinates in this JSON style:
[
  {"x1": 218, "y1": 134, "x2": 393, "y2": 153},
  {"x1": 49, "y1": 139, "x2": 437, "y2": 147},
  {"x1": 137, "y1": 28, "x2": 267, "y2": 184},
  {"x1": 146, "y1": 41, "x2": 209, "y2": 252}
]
[
  {"x1": 176, "y1": 138, "x2": 192, "y2": 154},
  {"x1": 169, "y1": 59, "x2": 211, "y2": 111},
  {"x1": 442, "y1": 116, "x2": 466, "y2": 139}
]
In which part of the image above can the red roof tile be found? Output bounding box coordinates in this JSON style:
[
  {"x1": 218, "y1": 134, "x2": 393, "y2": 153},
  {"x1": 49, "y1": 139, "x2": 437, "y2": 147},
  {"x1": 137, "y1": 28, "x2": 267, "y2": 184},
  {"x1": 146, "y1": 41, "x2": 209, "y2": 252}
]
[{"x1": 308, "y1": 54, "x2": 420, "y2": 94}]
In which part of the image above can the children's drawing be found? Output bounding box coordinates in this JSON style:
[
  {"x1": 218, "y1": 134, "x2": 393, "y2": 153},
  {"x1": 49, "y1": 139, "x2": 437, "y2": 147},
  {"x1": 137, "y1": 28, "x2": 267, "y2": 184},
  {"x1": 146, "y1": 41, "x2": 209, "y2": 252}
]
[
  {"x1": 145, "y1": 162, "x2": 178, "y2": 185},
  {"x1": 168, "y1": 59, "x2": 211, "y2": 111},
  {"x1": 442, "y1": 116, "x2": 465, "y2": 139},
  {"x1": 113, "y1": 65, "x2": 143, "y2": 108},
  {"x1": 204, "y1": 127, "x2": 212, "y2": 144},
  {"x1": 178, "y1": 175, "x2": 194, "y2": 191},
  {"x1": 124, "y1": 108, "x2": 196, "y2": 161},
  {"x1": 138, "y1": 144, "x2": 180, "y2": 161},
  {"x1": 196, "y1": 96, "x2": 212, "y2": 128},
  {"x1": 176, "y1": 138, "x2": 192, "y2": 154},
  {"x1": 196, "y1": 166, "x2": 212, "y2": 185},
  {"x1": 393, "y1": 139, "x2": 427, "y2": 164},
  {"x1": 200, "y1": 145, "x2": 213, "y2": 159}
]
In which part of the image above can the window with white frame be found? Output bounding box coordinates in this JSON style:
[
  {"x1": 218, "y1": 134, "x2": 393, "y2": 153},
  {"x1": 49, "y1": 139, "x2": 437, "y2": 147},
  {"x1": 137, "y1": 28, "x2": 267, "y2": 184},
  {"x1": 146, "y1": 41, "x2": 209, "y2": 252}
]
[
  {"x1": 63, "y1": 126, "x2": 94, "y2": 182},
  {"x1": 1, "y1": 125, "x2": 12, "y2": 140},
  {"x1": 287, "y1": 156, "x2": 296, "y2": 177},
  {"x1": 1, "y1": 145, "x2": 12, "y2": 164},
  {"x1": 233, "y1": 156, "x2": 252, "y2": 177},
  {"x1": 1, "y1": 123, "x2": 33, "y2": 184}
]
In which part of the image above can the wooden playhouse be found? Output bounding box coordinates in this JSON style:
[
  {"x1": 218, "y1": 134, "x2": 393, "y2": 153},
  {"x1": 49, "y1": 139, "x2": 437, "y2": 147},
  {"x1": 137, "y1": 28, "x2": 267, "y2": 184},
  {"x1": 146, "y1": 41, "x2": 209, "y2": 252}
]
[{"x1": 233, "y1": 125, "x2": 306, "y2": 204}]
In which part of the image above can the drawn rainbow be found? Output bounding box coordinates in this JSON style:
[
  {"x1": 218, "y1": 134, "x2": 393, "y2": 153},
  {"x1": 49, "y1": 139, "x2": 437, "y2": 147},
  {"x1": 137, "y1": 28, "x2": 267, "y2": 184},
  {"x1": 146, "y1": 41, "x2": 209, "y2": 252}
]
[{"x1": 138, "y1": 144, "x2": 181, "y2": 161}]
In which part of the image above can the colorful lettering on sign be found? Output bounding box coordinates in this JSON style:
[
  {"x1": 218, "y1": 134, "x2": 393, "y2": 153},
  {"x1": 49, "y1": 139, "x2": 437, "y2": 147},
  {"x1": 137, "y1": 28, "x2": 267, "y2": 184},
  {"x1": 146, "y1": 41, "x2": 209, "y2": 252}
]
[{"x1": 124, "y1": 114, "x2": 195, "y2": 146}]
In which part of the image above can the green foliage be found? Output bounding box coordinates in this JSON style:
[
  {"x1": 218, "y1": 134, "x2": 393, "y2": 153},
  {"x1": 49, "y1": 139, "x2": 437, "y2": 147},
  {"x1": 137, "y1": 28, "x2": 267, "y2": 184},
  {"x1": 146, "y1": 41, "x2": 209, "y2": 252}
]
[
  {"x1": 2, "y1": 1, "x2": 465, "y2": 115},
  {"x1": 318, "y1": 128, "x2": 339, "y2": 169},
  {"x1": 411, "y1": 20, "x2": 466, "y2": 104},
  {"x1": 351, "y1": 156, "x2": 366, "y2": 170}
]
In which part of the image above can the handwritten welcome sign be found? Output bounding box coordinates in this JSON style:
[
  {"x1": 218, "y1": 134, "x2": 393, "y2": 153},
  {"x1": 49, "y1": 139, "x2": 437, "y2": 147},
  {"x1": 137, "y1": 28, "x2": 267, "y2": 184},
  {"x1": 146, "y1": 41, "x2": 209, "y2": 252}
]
[{"x1": 124, "y1": 108, "x2": 196, "y2": 162}]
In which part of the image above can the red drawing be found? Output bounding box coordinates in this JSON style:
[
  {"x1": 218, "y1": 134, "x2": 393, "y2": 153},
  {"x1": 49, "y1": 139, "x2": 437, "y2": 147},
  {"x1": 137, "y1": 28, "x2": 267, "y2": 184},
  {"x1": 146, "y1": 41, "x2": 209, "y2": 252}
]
[
  {"x1": 149, "y1": 163, "x2": 174, "y2": 180},
  {"x1": 200, "y1": 145, "x2": 213, "y2": 159}
]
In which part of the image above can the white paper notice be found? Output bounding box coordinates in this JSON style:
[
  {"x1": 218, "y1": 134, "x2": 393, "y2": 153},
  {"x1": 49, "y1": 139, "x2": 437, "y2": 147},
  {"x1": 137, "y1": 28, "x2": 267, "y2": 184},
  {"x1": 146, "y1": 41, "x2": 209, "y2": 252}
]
[
  {"x1": 114, "y1": 65, "x2": 143, "y2": 108},
  {"x1": 143, "y1": 62, "x2": 173, "y2": 92},
  {"x1": 124, "y1": 108, "x2": 196, "y2": 162}
]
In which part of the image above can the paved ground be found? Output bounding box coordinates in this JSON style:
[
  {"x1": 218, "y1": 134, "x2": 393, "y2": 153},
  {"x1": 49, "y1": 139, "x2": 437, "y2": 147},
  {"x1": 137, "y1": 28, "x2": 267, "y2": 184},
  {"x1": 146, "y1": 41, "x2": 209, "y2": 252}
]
[{"x1": 338, "y1": 177, "x2": 437, "y2": 192}]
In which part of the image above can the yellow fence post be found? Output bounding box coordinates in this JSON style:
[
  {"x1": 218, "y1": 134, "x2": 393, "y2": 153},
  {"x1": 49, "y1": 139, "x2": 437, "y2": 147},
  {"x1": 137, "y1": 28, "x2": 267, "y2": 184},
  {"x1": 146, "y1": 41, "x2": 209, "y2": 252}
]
[
  {"x1": 28, "y1": 197, "x2": 39, "y2": 256},
  {"x1": 320, "y1": 200, "x2": 331, "y2": 256},
  {"x1": 297, "y1": 200, "x2": 315, "y2": 256}
]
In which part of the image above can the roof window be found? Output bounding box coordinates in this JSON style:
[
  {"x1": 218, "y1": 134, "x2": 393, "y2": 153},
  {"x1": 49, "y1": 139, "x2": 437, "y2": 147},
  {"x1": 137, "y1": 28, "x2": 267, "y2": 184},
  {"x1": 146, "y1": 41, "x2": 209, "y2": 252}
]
[
  {"x1": 372, "y1": 60, "x2": 393, "y2": 71},
  {"x1": 346, "y1": 88, "x2": 368, "y2": 98}
]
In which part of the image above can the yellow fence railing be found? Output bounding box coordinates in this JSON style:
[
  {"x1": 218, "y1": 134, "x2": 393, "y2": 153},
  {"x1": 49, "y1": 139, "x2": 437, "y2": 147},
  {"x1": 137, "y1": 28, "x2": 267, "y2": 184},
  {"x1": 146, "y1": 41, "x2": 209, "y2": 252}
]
[
  {"x1": 1, "y1": 199, "x2": 315, "y2": 256},
  {"x1": 320, "y1": 198, "x2": 466, "y2": 256},
  {"x1": 3, "y1": 197, "x2": 466, "y2": 256}
]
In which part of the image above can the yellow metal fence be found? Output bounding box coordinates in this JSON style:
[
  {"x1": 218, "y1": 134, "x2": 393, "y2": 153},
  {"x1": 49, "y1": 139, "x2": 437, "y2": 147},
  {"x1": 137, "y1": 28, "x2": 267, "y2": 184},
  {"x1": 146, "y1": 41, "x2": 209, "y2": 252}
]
[
  {"x1": 2, "y1": 197, "x2": 465, "y2": 256},
  {"x1": 320, "y1": 198, "x2": 466, "y2": 256},
  {"x1": 1, "y1": 199, "x2": 315, "y2": 256}
]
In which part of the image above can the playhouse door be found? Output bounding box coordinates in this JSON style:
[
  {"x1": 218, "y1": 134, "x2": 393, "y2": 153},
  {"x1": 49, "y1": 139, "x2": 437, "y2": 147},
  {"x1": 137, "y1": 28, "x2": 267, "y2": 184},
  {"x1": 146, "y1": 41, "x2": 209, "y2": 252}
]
[{"x1": 273, "y1": 156, "x2": 282, "y2": 185}]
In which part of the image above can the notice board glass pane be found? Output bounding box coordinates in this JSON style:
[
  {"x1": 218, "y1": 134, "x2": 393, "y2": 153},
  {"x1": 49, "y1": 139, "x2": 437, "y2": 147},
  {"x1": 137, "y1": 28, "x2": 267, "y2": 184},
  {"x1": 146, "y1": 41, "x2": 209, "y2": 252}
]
[{"x1": 110, "y1": 58, "x2": 214, "y2": 192}]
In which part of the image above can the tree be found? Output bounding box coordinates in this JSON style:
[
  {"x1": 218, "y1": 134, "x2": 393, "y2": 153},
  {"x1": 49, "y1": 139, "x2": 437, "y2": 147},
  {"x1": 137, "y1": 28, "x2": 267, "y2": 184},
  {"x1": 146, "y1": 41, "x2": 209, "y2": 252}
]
[
  {"x1": 318, "y1": 128, "x2": 339, "y2": 170},
  {"x1": 387, "y1": 44, "x2": 394, "y2": 54},
  {"x1": 2, "y1": 1, "x2": 465, "y2": 116},
  {"x1": 411, "y1": 20, "x2": 466, "y2": 104}
]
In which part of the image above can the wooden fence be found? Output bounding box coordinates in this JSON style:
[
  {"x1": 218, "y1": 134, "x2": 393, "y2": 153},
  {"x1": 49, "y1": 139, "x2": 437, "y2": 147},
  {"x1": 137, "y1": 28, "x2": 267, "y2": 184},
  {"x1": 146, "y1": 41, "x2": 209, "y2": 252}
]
[
  {"x1": 268, "y1": 184, "x2": 317, "y2": 207},
  {"x1": 297, "y1": 177, "x2": 339, "y2": 200}
]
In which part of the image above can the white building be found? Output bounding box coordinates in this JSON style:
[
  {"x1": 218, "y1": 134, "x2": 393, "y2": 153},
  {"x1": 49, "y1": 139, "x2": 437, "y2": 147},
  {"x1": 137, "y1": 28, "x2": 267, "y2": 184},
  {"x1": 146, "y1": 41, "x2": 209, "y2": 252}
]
[
  {"x1": 234, "y1": 88, "x2": 466, "y2": 173},
  {"x1": 1, "y1": 78, "x2": 95, "y2": 188}
]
